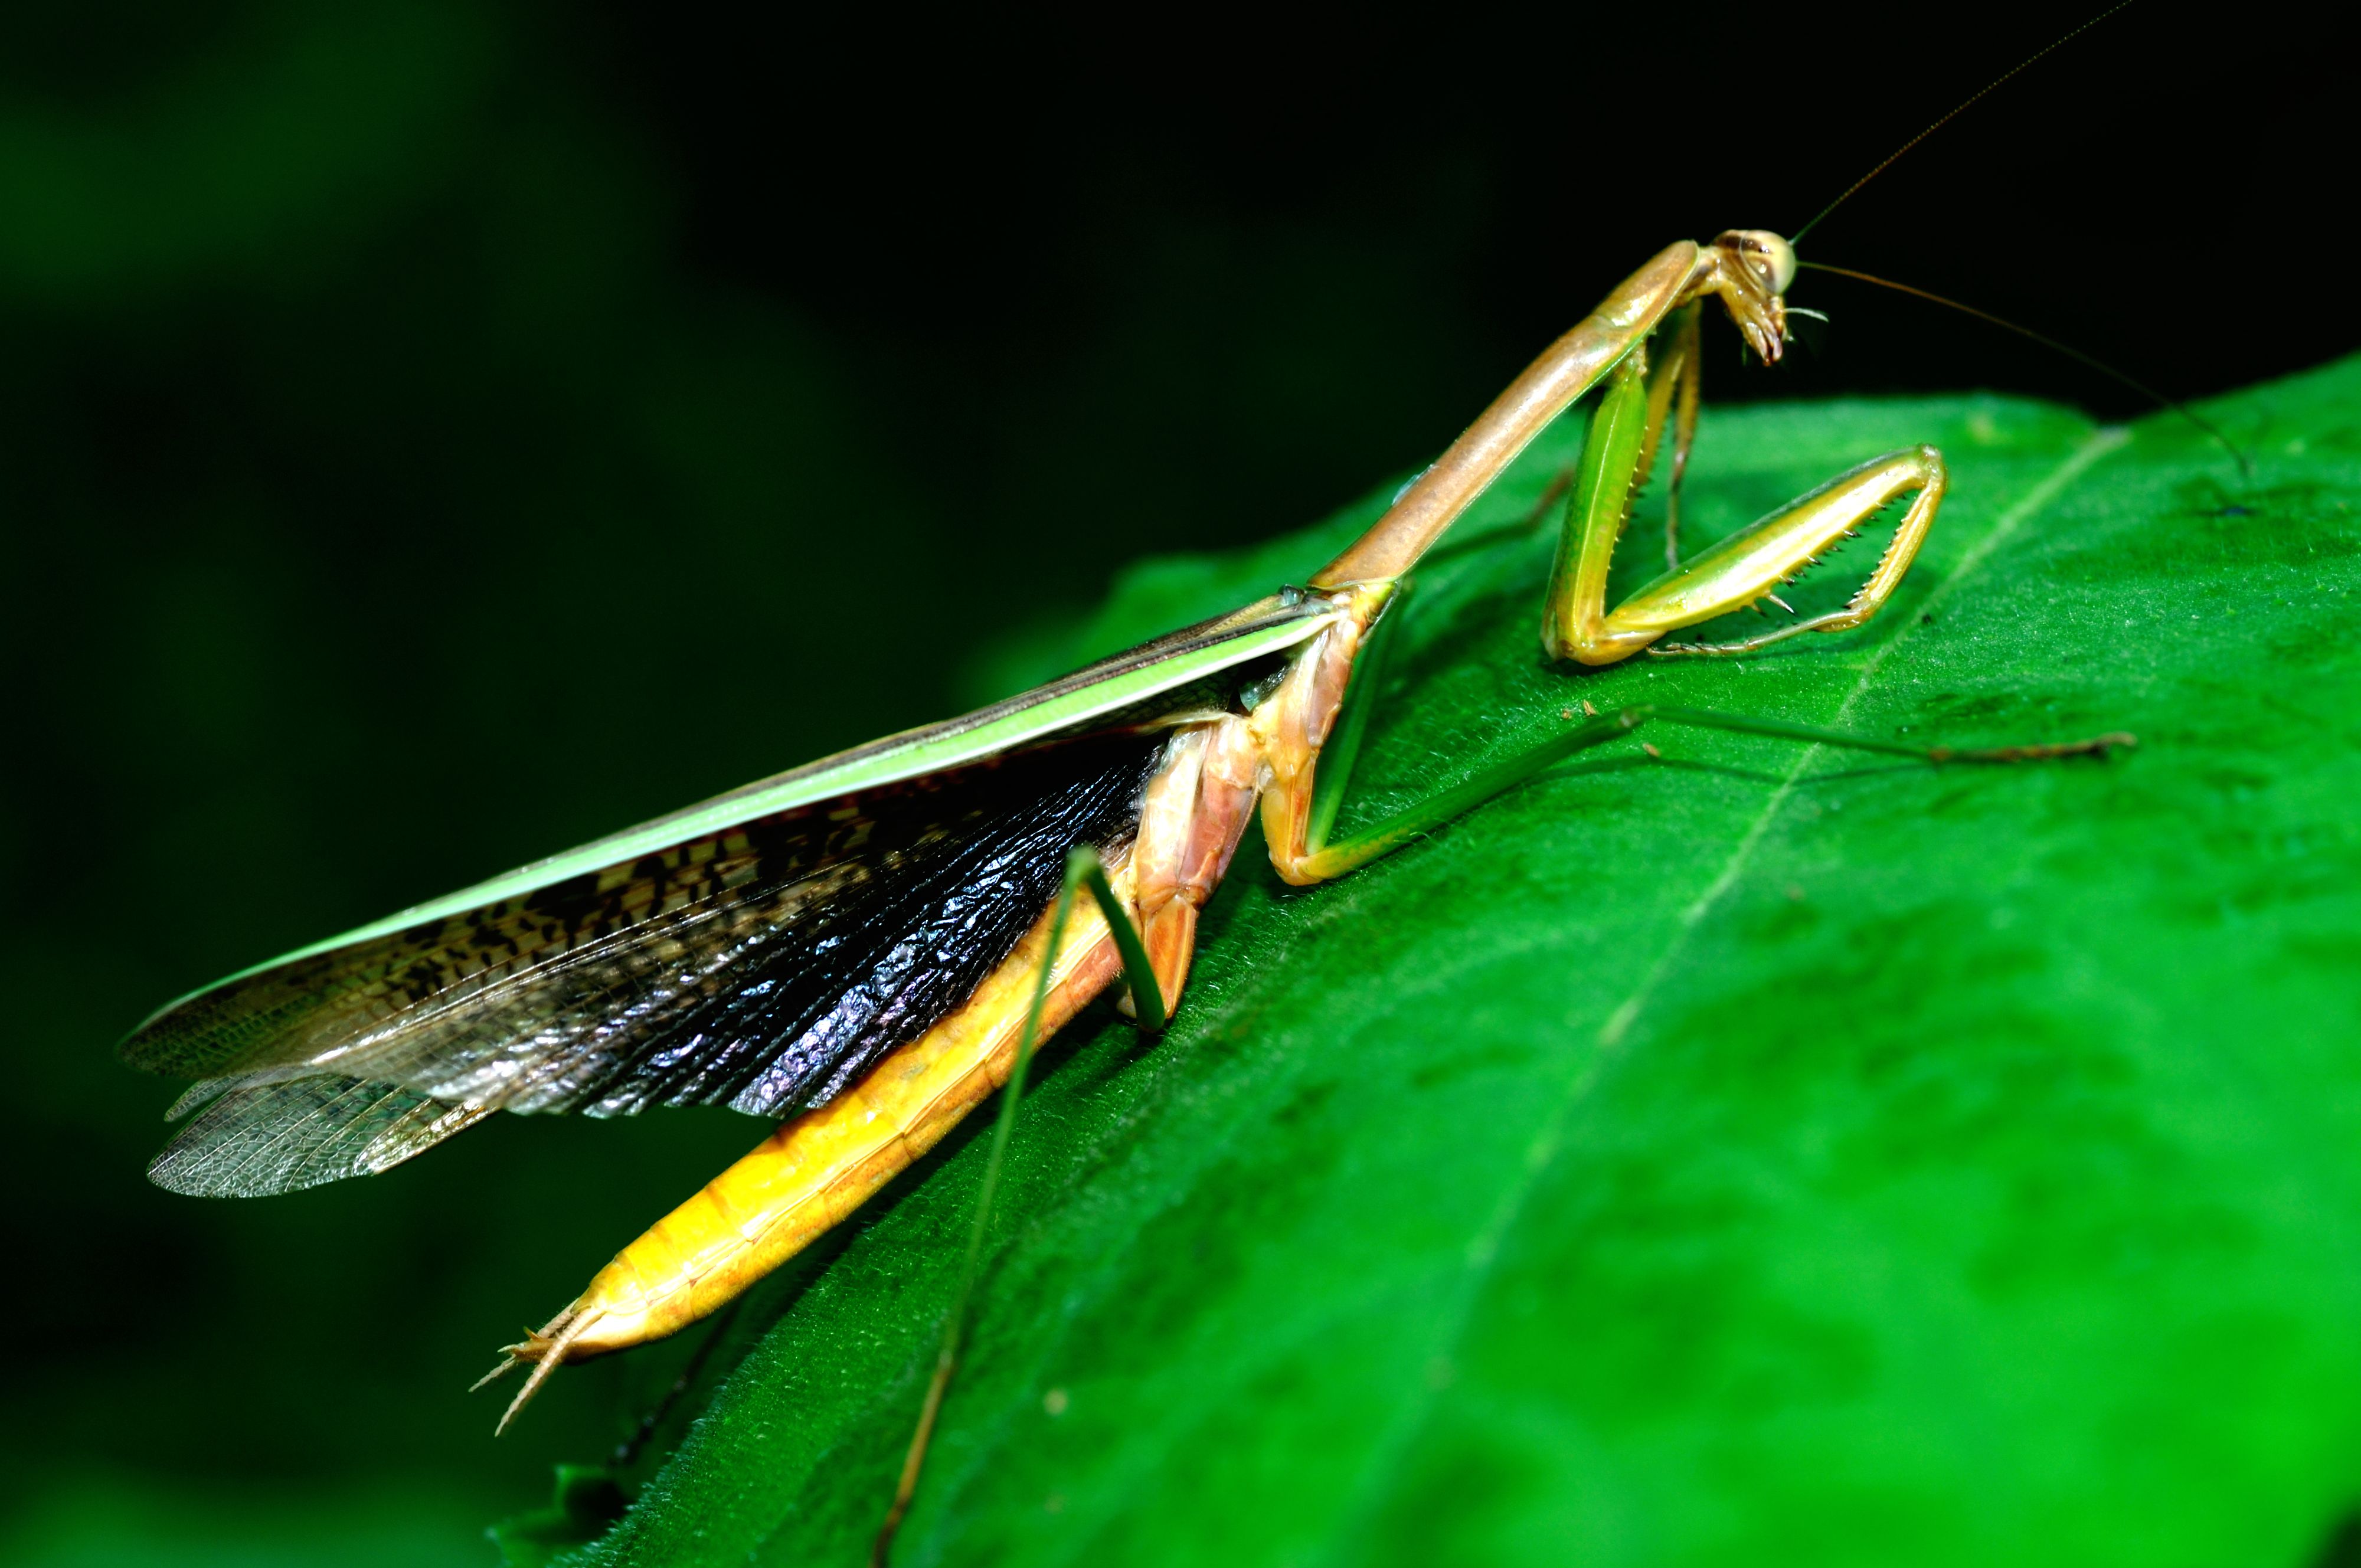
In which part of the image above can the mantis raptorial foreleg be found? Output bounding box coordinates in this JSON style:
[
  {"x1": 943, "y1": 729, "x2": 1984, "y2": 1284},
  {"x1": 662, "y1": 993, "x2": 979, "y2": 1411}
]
[
  {"x1": 1635, "y1": 444, "x2": 1944, "y2": 657},
  {"x1": 1539, "y1": 340, "x2": 1945, "y2": 666},
  {"x1": 1541, "y1": 346, "x2": 1947, "y2": 666},
  {"x1": 1630, "y1": 300, "x2": 1704, "y2": 571}
]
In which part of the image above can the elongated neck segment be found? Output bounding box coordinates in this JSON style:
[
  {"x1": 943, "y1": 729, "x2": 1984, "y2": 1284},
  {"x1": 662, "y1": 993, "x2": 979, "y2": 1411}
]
[{"x1": 1310, "y1": 240, "x2": 1706, "y2": 589}]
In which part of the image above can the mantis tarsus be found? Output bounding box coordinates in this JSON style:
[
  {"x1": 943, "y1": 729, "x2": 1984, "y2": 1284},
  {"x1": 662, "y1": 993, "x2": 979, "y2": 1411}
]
[{"x1": 122, "y1": 19, "x2": 2158, "y2": 1556}]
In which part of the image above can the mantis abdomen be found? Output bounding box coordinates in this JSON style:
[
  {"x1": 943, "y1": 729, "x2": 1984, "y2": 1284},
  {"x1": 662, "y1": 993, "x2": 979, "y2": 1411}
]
[{"x1": 496, "y1": 856, "x2": 1135, "y2": 1407}]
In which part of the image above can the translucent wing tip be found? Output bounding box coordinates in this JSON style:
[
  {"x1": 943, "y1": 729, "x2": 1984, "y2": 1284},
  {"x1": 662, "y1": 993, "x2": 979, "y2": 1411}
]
[{"x1": 144, "y1": 1076, "x2": 492, "y2": 1197}]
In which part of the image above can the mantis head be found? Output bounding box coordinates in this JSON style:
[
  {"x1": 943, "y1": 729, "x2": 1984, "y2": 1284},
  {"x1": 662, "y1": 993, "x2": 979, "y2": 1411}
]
[{"x1": 1708, "y1": 229, "x2": 1796, "y2": 364}]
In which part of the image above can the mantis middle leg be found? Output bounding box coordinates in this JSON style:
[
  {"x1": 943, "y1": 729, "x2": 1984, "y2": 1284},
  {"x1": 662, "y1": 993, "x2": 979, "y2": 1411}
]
[{"x1": 1266, "y1": 698, "x2": 2130, "y2": 887}]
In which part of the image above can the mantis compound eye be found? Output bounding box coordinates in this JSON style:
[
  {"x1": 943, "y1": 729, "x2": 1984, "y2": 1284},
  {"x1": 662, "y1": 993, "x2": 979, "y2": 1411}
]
[{"x1": 1718, "y1": 229, "x2": 1797, "y2": 296}]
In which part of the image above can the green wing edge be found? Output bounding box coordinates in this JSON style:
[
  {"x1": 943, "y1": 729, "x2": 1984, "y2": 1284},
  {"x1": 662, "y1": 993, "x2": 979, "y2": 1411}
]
[{"x1": 129, "y1": 591, "x2": 1338, "y2": 1030}]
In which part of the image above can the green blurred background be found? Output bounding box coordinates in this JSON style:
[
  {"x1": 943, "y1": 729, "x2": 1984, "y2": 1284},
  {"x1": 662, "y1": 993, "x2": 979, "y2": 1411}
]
[{"x1": 1, "y1": 2, "x2": 2349, "y2": 1563}]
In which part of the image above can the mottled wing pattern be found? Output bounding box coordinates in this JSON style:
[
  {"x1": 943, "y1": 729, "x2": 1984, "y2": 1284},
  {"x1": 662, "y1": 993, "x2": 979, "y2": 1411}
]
[{"x1": 127, "y1": 734, "x2": 1163, "y2": 1197}]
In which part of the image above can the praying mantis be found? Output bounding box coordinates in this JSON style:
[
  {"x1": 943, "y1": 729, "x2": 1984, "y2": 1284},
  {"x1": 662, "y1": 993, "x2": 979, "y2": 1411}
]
[
  {"x1": 122, "y1": 220, "x2": 2128, "y2": 1522},
  {"x1": 119, "y1": 15, "x2": 2159, "y2": 1558}
]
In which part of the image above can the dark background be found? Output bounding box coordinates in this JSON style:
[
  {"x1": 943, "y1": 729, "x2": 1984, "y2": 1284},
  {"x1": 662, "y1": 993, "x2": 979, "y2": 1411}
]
[{"x1": 2, "y1": 2, "x2": 2350, "y2": 1562}]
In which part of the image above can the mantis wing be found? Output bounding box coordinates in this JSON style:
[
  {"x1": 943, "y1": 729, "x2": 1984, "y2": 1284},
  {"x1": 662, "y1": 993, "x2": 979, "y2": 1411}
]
[
  {"x1": 135, "y1": 731, "x2": 1167, "y2": 1196},
  {"x1": 123, "y1": 594, "x2": 1336, "y2": 1198}
]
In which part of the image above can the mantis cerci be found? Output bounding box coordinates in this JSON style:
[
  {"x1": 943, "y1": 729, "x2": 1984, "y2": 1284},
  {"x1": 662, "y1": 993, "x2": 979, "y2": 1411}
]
[{"x1": 123, "y1": 11, "x2": 2163, "y2": 1557}]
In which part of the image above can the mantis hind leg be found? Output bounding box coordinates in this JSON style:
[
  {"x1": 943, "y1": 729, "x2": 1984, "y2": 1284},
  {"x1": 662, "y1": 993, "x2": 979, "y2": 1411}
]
[
  {"x1": 1542, "y1": 348, "x2": 1945, "y2": 666},
  {"x1": 873, "y1": 847, "x2": 1166, "y2": 1566}
]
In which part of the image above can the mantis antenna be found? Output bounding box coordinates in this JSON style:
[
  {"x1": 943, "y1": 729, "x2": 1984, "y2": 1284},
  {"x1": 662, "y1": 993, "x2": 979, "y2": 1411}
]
[
  {"x1": 1790, "y1": 0, "x2": 2139, "y2": 244},
  {"x1": 1785, "y1": 0, "x2": 2248, "y2": 472},
  {"x1": 1796, "y1": 260, "x2": 2251, "y2": 473}
]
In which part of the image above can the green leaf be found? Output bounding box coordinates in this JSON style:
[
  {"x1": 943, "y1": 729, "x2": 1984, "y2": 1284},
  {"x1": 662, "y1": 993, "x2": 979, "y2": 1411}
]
[
  {"x1": 492, "y1": 1466, "x2": 632, "y2": 1568},
  {"x1": 565, "y1": 355, "x2": 2361, "y2": 1566}
]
